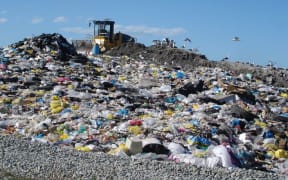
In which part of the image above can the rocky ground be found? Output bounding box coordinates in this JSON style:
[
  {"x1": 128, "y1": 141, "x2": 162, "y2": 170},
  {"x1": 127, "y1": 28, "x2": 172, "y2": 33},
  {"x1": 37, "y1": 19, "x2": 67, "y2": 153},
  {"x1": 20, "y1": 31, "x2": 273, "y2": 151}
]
[{"x1": 0, "y1": 134, "x2": 281, "y2": 180}]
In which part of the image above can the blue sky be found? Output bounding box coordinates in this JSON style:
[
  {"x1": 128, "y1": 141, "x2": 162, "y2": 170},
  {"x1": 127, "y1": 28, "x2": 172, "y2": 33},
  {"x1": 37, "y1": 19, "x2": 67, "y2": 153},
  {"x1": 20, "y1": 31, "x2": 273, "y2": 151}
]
[{"x1": 1, "y1": 0, "x2": 288, "y2": 68}]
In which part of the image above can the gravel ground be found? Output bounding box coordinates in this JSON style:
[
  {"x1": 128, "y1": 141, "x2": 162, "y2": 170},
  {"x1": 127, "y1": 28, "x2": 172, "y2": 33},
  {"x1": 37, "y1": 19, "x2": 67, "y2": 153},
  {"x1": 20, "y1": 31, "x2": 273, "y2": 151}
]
[{"x1": 0, "y1": 135, "x2": 281, "y2": 180}]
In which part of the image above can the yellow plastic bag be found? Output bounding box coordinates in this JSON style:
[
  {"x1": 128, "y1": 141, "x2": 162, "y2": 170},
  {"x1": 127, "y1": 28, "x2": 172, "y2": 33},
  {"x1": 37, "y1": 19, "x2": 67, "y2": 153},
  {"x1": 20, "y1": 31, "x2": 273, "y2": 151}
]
[
  {"x1": 280, "y1": 93, "x2": 288, "y2": 99},
  {"x1": 71, "y1": 104, "x2": 79, "y2": 110},
  {"x1": 108, "y1": 143, "x2": 128, "y2": 155},
  {"x1": 51, "y1": 95, "x2": 60, "y2": 100},
  {"x1": 106, "y1": 113, "x2": 114, "y2": 120},
  {"x1": 59, "y1": 133, "x2": 69, "y2": 140},
  {"x1": 50, "y1": 100, "x2": 62, "y2": 108},
  {"x1": 275, "y1": 149, "x2": 288, "y2": 159},
  {"x1": 255, "y1": 119, "x2": 267, "y2": 128},
  {"x1": 51, "y1": 106, "x2": 64, "y2": 114},
  {"x1": 75, "y1": 146, "x2": 91, "y2": 152},
  {"x1": 128, "y1": 126, "x2": 142, "y2": 135},
  {"x1": 184, "y1": 123, "x2": 196, "y2": 131},
  {"x1": 164, "y1": 109, "x2": 174, "y2": 116}
]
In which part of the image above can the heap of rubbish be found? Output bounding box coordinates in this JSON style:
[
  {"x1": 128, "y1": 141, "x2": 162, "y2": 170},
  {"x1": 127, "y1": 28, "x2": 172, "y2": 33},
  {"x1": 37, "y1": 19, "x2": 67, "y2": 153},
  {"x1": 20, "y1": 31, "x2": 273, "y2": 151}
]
[{"x1": 1, "y1": 33, "x2": 288, "y2": 175}]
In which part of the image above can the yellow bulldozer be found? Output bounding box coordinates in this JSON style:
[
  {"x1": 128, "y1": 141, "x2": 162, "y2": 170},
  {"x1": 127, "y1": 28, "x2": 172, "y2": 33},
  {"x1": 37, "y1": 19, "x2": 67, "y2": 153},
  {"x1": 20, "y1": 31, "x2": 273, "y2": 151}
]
[{"x1": 72, "y1": 19, "x2": 135, "y2": 55}]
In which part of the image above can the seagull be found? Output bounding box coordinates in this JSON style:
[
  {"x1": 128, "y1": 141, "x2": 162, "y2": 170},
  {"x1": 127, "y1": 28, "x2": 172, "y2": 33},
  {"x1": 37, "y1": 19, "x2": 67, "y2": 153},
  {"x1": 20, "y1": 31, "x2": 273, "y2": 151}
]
[
  {"x1": 232, "y1": 36, "x2": 240, "y2": 41},
  {"x1": 184, "y1": 38, "x2": 191, "y2": 42}
]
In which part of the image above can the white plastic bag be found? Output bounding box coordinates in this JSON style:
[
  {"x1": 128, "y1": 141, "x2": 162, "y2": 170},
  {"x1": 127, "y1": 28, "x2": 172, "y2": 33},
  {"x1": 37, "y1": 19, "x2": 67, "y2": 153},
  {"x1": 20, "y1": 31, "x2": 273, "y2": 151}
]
[{"x1": 212, "y1": 145, "x2": 236, "y2": 168}]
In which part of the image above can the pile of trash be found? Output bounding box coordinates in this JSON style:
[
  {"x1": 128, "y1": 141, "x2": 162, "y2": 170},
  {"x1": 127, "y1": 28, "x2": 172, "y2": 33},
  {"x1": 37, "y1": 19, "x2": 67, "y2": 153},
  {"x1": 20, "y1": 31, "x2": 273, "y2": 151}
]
[
  {"x1": 8, "y1": 33, "x2": 87, "y2": 62},
  {"x1": 107, "y1": 44, "x2": 288, "y2": 88},
  {"x1": 1, "y1": 33, "x2": 288, "y2": 175}
]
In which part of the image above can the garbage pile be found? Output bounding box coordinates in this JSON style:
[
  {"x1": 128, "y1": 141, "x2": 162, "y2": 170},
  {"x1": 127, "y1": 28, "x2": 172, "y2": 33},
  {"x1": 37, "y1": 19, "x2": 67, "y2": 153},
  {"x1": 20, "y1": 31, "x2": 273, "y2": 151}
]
[
  {"x1": 107, "y1": 44, "x2": 288, "y2": 88},
  {"x1": 1, "y1": 34, "x2": 288, "y2": 175},
  {"x1": 8, "y1": 33, "x2": 87, "y2": 62}
]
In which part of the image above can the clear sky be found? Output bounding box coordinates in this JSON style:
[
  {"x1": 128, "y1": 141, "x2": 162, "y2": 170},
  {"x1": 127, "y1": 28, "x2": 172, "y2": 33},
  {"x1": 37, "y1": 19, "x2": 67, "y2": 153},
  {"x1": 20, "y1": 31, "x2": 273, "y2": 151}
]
[{"x1": 1, "y1": 0, "x2": 287, "y2": 68}]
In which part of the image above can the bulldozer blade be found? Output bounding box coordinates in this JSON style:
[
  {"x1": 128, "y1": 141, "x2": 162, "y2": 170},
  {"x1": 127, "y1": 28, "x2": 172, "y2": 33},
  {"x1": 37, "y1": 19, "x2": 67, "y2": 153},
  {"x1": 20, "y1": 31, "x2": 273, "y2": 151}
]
[{"x1": 72, "y1": 40, "x2": 93, "y2": 55}]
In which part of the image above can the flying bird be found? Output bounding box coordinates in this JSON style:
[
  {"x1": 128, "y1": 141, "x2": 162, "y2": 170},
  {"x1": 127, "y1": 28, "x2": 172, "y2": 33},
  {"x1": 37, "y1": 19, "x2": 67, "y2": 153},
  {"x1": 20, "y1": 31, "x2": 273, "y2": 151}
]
[
  {"x1": 232, "y1": 36, "x2": 240, "y2": 41},
  {"x1": 184, "y1": 38, "x2": 191, "y2": 42}
]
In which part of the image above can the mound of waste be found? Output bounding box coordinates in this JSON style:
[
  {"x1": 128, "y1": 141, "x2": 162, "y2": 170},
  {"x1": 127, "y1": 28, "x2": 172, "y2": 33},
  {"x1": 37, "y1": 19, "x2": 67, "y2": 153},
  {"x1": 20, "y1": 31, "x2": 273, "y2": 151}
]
[
  {"x1": 106, "y1": 43, "x2": 288, "y2": 88},
  {"x1": 1, "y1": 33, "x2": 288, "y2": 176},
  {"x1": 8, "y1": 33, "x2": 87, "y2": 63}
]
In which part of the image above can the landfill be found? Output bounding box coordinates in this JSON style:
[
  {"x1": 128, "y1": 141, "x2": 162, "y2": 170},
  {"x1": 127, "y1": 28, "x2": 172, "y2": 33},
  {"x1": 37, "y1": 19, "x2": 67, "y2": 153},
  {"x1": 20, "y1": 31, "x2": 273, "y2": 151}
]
[{"x1": 1, "y1": 33, "x2": 288, "y2": 176}]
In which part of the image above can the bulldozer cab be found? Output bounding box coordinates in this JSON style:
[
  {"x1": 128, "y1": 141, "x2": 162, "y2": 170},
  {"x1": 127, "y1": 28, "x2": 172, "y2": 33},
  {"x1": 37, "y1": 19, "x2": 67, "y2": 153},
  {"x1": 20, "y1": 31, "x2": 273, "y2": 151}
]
[
  {"x1": 93, "y1": 20, "x2": 114, "y2": 43},
  {"x1": 90, "y1": 20, "x2": 116, "y2": 52}
]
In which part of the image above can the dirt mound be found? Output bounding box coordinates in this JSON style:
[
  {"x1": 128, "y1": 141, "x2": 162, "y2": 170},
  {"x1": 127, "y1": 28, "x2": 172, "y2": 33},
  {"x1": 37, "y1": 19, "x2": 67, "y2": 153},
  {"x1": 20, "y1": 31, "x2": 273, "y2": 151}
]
[
  {"x1": 106, "y1": 43, "x2": 211, "y2": 68},
  {"x1": 105, "y1": 42, "x2": 288, "y2": 88},
  {"x1": 106, "y1": 42, "x2": 146, "y2": 57}
]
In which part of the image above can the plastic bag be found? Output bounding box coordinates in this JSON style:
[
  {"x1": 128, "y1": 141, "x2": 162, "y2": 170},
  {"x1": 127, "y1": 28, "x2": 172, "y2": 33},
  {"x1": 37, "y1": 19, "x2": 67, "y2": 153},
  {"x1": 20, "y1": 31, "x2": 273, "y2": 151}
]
[{"x1": 212, "y1": 145, "x2": 236, "y2": 168}]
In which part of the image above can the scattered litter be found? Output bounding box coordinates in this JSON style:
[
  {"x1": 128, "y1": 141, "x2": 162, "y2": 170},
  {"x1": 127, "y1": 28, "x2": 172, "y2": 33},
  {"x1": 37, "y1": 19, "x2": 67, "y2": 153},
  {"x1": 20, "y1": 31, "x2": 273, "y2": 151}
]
[{"x1": 0, "y1": 33, "x2": 288, "y2": 175}]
